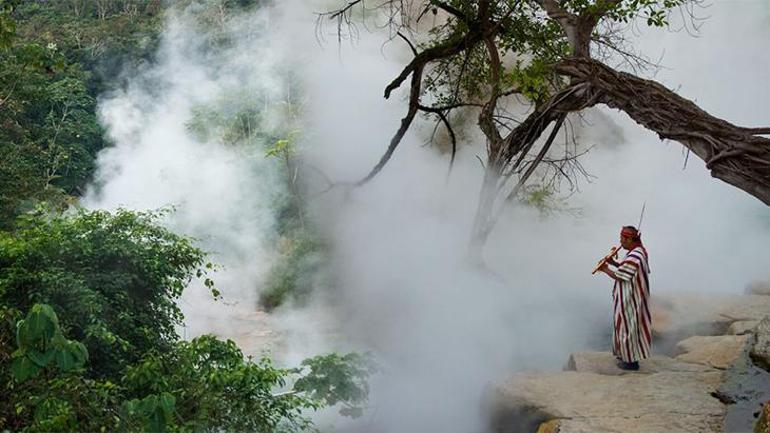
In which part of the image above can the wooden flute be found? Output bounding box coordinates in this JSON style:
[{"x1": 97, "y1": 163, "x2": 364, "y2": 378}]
[{"x1": 592, "y1": 246, "x2": 620, "y2": 274}]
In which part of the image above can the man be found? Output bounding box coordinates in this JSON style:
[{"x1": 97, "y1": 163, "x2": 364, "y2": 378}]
[{"x1": 599, "y1": 226, "x2": 651, "y2": 371}]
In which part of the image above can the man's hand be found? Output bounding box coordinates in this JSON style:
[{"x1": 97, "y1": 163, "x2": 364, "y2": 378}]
[{"x1": 599, "y1": 263, "x2": 617, "y2": 280}]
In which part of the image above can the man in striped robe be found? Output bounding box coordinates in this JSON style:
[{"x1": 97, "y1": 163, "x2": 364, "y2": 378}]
[{"x1": 599, "y1": 226, "x2": 651, "y2": 371}]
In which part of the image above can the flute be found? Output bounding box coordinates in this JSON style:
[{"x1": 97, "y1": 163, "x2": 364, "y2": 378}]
[{"x1": 591, "y1": 246, "x2": 620, "y2": 274}]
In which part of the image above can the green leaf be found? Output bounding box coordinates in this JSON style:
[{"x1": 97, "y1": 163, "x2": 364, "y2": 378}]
[
  {"x1": 55, "y1": 341, "x2": 87, "y2": 371},
  {"x1": 54, "y1": 340, "x2": 89, "y2": 371},
  {"x1": 27, "y1": 348, "x2": 56, "y2": 367},
  {"x1": 158, "y1": 392, "x2": 176, "y2": 420},
  {"x1": 16, "y1": 304, "x2": 58, "y2": 348},
  {"x1": 148, "y1": 409, "x2": 166, "y2": 433},
  {"x1": 11, "y1": 355, "x2": 41, "y2": 381},
  {"x1": 55, "y1": 348, "x2": 77, "y2": 371},
  {"x1": 138, "y1": 395, "x2": 158, "y2": 415}
]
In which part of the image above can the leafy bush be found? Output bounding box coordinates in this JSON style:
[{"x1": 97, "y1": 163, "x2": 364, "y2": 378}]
[
  {"x1": 0, "y1": 209, "x2": 373, "y2": 432},
  {"x1": 0, "y1": 208, "x2": 213, "y2": 378}
]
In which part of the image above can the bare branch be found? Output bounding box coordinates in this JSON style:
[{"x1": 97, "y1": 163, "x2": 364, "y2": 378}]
[
  {"x1": 325, "y1": 0, "x2": 364, "y2": 21},
  {"x1": 432, "y1": 1, "x2": 470, "y2": 22},
  {"x1": 504, "y1": 113, "x2": 567, "y2": 203},
  {"x1": 421, "y1": 107, "x2": 459, "y2": 175},
  {"x1": 356, "y1": 64, "x2": 425, "y2": 185},
  {"x1": 384, "y1": 31, "x2": 485, "y2": 98},
  {"x1": 397, "y1": 31, "x2": 418, "y2": 55}
]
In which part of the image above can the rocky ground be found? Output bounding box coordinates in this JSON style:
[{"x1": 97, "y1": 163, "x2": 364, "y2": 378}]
[{"x1": 487, "y1": 282, "x2": 770, "y2": 433}]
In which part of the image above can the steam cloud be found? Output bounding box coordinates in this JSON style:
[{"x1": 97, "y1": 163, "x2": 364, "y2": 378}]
[{"x1": 86, "y1": 0, "x2": 770, "y2": 432}]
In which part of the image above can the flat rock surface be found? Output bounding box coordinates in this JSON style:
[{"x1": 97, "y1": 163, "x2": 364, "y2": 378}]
[
  {"x1": 490, "y1": 369, "x2": 725, "y2": 433},
  {"x1": 549, "y1": 414, "x2": 725, "y2": 433},
  {"x1": 675, "y1": 335, "x2": 749, "y2": 370},
  {"x1": 566, "y1": 351, "x2": 713, "y2": 375},
  {"x1": 720, "y1": 296, "x2": 770, "y2": 322},
  {"x1": 727, "y1": 320, "x2": 759, "y2": 335}
]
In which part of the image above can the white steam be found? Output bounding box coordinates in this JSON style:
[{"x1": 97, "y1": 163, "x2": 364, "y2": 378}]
[
  {"x1": 278, "y1": 0, "x2": 770, "y2": 431},
  {"x1": 84, "y1": 5, "x2": 309, "y2": 354},
  {"x1": 84, "y1": 0, "x2": 770, "y2": 432}
]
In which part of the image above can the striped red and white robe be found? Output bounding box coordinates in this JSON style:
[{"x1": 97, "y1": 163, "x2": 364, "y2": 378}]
[{"x1": 612, "y1": 245, "x2": 651, "y2": 363}]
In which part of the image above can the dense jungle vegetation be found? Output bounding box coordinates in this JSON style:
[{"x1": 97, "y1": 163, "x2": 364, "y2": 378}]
[{"x1": 0, "y1": 1, "x2": 367, "y2": 431}]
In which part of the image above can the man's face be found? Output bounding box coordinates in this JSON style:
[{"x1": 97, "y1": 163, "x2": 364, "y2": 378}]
[{"x1": 620, "y1": 235, "x2": 634, "y2": 249}]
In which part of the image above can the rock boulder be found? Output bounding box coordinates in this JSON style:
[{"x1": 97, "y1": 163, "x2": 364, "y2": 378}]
[
  {"x1": 675, "y1": 335, "x2": 749, "y2": 370},
  {"x1": 728, "y1": 320, "x2": 759, "y2": 335},
  {"x1": 750, "y1": 316, "x2": 770, "y2": 371},
  {"x1": 746, "y1": 281, "x2": 770, "y2": 297}
]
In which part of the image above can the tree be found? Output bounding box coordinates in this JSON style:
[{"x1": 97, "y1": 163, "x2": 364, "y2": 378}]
[{"x1": 322, "y1": 0, "x2": 770, "y2": 260}]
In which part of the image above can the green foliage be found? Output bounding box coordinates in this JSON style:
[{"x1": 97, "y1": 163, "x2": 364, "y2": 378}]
[
  {"x1": 186, "y1": 90, "x2": 277, "y2": 146},
  {"x1": 265, "y1": 135, "x2": 298, "y2": 159},
  {"x1": 0, "y1": 2, "x2": 371, "y2": 431},
  {"x1": 184, "y1": 75, "x2": 316, "y2": 314},
  {"x1": 0, "y1": 208, "x2": 214, "y2": 378},
  {"x1": 294, "y1": 352, "x2": 377, "y2": 419},
  {"x1": 0, "y1": 0, "x2": 19, "y2": 49},
  {"x1": 0, "y1": 0, "x2": 166, "y2": 228},
  {"x1": 561, "y1": 0, "x2": 689, "y2": 27},
  {"x1": 422, "y1": 0, "x2": 689, "y2": 109},
  {"x1": 122, "y1": 392, "x2": 177, "y2": 433},
  {"x1": 0, "y1": 209, "x2": 374, "y2": 432},
  {"x1": 13, "y1": 0, "x2": 164, "y2": 94},
  {"x1": 259, "y1": 228, "x2": 329, "y2": 311},
  {"x1": 122, "y1": 335, "x2": 318, "y2": 433},
  {"x1": 0, "y1": 27, "x2": 79, "y2": 227},
  {"x1": 167, "y1": 0, "x2": 267, "y2": 59},
  {"x1": 1, "y1": 304, "x2": 121, "y2": 433},
  {"x1": 11, "y1": 304, "x2": 88, "y2": 382},
  {"x1": 519, "y1": 183, "x2": 580, "y2": 219},
  {"x1": 261, "y1": 130, "x2": 336, "y2": 311}
]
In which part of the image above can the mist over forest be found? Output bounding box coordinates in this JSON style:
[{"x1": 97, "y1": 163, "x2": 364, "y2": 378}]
[{"x1": 1, "y1": 0, "x2": 769, "y2": 432}]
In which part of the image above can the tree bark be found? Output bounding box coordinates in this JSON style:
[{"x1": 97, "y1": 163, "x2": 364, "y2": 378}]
[
  {"x1": 468, "y1": 158, "x2": 503, "y2": 264},
  {"x1": 556, "y1": 57, "x2": 770, "y2": 206}
]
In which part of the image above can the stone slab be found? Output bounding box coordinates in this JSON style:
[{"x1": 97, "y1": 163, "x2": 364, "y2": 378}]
[
  {"x1": 489, "y1": 370, "x2": 725, "y2": 433},
  {"x1": 565, "y1": 351, "x2": 713, "y2": 376},
  {"x1": 675, "y1": 335, "x2": 749, "y2": 370}
]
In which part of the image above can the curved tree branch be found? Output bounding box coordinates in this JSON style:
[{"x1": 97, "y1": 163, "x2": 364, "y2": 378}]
[
  {"x1": 356, "y1": 64, "x2": 425, "y2": 185},
  {"x1": 556, "y1": 57, "x2": 770, "y2": 205},
  {"x1": 383, "y1": 31, "x2": 485, "y2": 99},
  {"x1": 418, "y1": 105, "x2": 459, "y2": 174},
  {"x1": 504, "y1": 113, "x2": 567, "y2": 203}
]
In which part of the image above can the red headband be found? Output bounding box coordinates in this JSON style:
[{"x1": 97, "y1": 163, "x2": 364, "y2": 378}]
[{"x1": 621, "y1": 228, "x2": 640, "y2": 238}]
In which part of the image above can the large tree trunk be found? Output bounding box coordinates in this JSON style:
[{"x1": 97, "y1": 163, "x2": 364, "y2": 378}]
[
  {"x1": 556, "y1": 58, "x2": 770, "y2": 206},
  {"x1": 468, "y1": 158, "x2": 504, "y2": 264}
]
